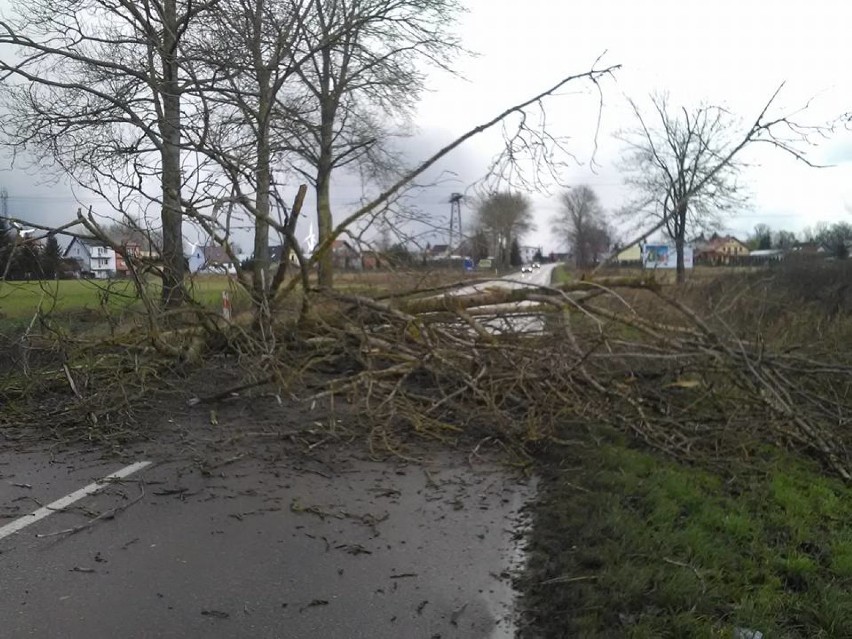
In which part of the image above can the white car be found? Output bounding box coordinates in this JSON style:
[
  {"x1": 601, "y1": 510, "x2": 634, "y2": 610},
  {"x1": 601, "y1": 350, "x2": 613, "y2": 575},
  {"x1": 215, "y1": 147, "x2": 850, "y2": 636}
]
[{"x1": 521, "y1": 265, "x2": 533, "y2": 273}]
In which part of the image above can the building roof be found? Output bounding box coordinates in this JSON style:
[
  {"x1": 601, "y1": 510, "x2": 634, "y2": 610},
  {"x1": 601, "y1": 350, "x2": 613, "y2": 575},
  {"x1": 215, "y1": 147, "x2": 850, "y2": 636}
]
[
  {"x1": 427, "y1": 244, "x2": 450, "y2": 256},
  {"x1": 201, "y1": 245, "x2": 230, "y2": 264},
  {"x1": 695, "y1": 234, "x2": 748, "y2": 252},
  {"x1": 188, "y1": 244, "x2": 230, "y2": 263},
  {"x1": 63, "y1": 236, "x2": 113, "y2": 257},
  {"x1": 77, "y1": 237, "x2": 112, "y2": 248},
  {"x1": 331, "y1": 239, "x2": 359, "y2": 254}
]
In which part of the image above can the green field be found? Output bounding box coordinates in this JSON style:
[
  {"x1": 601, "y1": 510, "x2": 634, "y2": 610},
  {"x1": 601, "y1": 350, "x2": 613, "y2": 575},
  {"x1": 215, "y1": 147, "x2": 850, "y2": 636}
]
[
  {"x1": 0, "y1": 268, "x2": 491, "y2": 323},
  {"x1": 0, "y1": 276, "x2": 244, "y2": 321}
]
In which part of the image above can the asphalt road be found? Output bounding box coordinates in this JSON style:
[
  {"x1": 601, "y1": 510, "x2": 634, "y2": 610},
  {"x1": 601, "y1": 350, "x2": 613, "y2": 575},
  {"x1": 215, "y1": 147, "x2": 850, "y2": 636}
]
[
  {"x1": 0, "y1": 437, "x2": 532, "y2": 639},
  {"x1": 0, "y1": 265, "x2": 555, "y2": 638},
  {"x1": 452, "y1": 263, "x2": 558, "y2": 297},
  {"x1": 449, "y1": 263, "x2": 559, "y2": 335}
]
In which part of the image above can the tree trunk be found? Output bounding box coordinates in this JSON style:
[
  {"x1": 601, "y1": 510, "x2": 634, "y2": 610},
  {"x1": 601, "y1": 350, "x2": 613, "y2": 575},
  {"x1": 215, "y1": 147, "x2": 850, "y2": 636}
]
[
  {"x1": 159, "y1": 0, "x2": 185, "y2": 307},
  {"x1": 315, "y1": 91, "x2": 336, "y2": 288},
  {"x1": 253, "y1": 69, "x2": 271, "y2": 303},
  {"x1": 316, "y1": 168, "x2": 333, "y2": 288},
  {"x1": 675, "y1": 205, "x2": 687, "y2": 285},
  {"x1": 675, "y1": 233, "x2": 685, "y2": 284},
  {"x1": 251, "y1": 2, "x2": 271, "y2": 303},
  {"x1": 253, "y1": 135, "x2": 271, "y2": 301}
]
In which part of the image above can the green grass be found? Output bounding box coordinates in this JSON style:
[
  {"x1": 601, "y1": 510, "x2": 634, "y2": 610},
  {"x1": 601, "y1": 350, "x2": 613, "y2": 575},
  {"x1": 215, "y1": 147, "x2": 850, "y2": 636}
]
[
  {"x1": 551, "y1": 263, "x2": 572, "y2": 285},
  {"x1": 520, "y1": 437, "x2": 852, "y2": 638},
  {"x1": 0, "y1": 268, "x2": 486, "y2": 323},
  {"x1": 0, "y1": 276, "x2": 248, "y2": 322},
  {"x1": 0, "y1": 279, "x2": 144, "y2": 328}
]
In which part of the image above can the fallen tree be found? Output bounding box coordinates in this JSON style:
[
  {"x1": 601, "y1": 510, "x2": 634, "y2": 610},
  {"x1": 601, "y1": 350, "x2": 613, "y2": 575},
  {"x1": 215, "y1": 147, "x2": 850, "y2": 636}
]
[{"x1": 4, "y1": 266, "x2": 850, "y2": 482}]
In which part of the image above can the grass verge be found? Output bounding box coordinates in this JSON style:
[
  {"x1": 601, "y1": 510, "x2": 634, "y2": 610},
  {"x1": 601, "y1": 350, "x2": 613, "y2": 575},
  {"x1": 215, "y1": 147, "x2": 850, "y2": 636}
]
[{"x1": 519, "y1": 433, "x2": 852, "y2": 638}]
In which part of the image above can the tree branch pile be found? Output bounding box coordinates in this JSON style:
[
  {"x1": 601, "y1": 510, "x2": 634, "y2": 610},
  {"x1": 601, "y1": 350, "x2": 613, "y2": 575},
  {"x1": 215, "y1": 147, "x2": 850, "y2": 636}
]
[
  {"x1": 249, "y1": 275, "x2": 851, "y2": 478},
  {"x1": 3, "y1": 272, "x2": 850, "y2": 480}
]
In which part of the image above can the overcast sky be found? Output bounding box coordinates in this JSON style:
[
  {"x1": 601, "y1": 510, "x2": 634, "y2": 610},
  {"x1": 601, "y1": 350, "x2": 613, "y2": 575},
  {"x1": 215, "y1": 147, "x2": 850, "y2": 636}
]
[
  {"x1": 413, "y1": 0, "x2": 852, "y2": 251},
  {"x1": 2, "y1": 0, "x2": 850, "y2": 253}
]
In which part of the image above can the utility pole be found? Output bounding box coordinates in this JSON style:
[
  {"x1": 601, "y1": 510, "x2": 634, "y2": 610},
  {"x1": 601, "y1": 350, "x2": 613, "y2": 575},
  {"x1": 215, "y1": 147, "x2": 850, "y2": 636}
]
[{"x1": 448, "y1": 193, "x2": 462, "y2": 253}]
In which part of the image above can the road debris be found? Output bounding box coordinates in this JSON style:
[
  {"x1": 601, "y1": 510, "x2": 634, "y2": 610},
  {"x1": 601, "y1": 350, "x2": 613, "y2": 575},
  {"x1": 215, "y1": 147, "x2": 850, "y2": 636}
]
[{"x1": 201, "y1": 609, "x2": 230, "y2": 619}]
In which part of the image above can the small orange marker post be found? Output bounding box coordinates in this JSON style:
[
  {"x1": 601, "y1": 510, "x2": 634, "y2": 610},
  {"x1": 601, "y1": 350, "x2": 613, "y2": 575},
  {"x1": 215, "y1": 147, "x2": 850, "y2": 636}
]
[{"x1": 222, "y1": 291, "x2": 231, "y2": 321}]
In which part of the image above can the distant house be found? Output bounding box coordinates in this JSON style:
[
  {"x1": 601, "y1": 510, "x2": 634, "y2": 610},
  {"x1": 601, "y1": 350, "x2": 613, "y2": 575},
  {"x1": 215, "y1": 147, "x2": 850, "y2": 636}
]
[
  {"x1": 269, "y1": 244, "x2": 299, "y2": 265},
  {"x1": 694, "y1": 234, "x2": 750, "y2": 265},
  {"x1": 64, "y1": 237, "x2": 116, "y2": 279},
  {"x1": 519, "y1": 245, "x2": 540, "y2": 263},
  {"x1": 615, "y1": 244, "x2": 642, "y2": 264},
  {"x1": 267, "y1": 240, "x2": 361, "y2": 270},
  {"x1": 360, "y1": 250, "x2": 384, "y2": 270},
  {"x1": 791, "y1": 241, "x2": 826, "y2": 256},
  {"x1": 137, "y1": 246, "x2": 161, "y2": 262},
  {"x1": 426, "y1": 244, "x2": 451, "y2": 259},
  {"x1": 187, "y1": 244, "x2": 235, "y2": 274},
  {"x1": 114, "y1": 242, "x2": 142, "y2": 277},
  {"x1": 748, "y1": 249, "x2": 784, "y2": 265},
  {"x1": 331, "y1": 240, "x2": 361, "y2": 270}
]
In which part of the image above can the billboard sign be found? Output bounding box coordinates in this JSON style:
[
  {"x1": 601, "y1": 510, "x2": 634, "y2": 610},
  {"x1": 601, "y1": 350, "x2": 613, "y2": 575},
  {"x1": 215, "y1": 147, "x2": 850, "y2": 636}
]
[{"x1": 642, "y1": 244, "x2": 693, "y2": 269}]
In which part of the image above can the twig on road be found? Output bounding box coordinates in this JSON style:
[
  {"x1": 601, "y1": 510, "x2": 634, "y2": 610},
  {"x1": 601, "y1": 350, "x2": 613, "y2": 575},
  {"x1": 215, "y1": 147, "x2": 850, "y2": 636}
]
[{"x1": 35, "y1": 482, "x2": 146, "y2": 538}]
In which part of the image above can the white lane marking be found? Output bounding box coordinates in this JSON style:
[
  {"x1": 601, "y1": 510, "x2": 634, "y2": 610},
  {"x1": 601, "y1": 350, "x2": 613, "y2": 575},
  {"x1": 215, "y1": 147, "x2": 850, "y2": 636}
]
[{"x1": 0, "y1": 461, "x2": 152, "y2": 541}]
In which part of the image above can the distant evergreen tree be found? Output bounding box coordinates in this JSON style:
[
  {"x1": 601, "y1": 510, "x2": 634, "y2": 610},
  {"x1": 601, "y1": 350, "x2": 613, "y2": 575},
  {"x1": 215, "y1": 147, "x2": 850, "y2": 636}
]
[
  {"x1": 41, "y1": 235, "x2": 62, "y2": 278},
  {"x1": 471, "y1": 229, "x2": 489, "y2": 262},
  {"x1": 385, "y1": 243, "x2": 413, "y2": 266},
  {"x1": 9, "y1": 240, "x2": 41, "y2": 280},
  {"x1": 509, "y1": 238, "x2": 522, "y2": 267},
  {"x1": 0, "y1": 214, "x2": 11, "y2": 277}
]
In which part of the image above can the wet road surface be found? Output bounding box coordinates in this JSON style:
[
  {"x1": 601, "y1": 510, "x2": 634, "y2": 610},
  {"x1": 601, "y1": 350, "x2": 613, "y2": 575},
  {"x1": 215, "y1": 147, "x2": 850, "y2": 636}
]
[{"x1": 1, "y1": 441, "x2": 532, "y2": 638}]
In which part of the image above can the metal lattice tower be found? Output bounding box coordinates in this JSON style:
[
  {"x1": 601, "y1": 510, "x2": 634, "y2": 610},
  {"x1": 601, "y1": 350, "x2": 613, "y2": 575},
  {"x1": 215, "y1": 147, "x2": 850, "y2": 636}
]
[{"x1": 448, "y1": 193, "x2": 463, "y2": 252}]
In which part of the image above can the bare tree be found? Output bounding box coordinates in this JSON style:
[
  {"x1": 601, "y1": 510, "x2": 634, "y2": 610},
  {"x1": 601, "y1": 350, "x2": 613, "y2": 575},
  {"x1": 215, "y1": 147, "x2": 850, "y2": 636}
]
[
  {"x1": 773, "y1": 229, "x2": 798, "y2": 249},
  {"x1": 748, "y1": 223, "x2": 772, "y2": 250},
  {"x1": 184, "y1": 0, "x2": 313, "y2": 302},
  {"x1": 816, "y1": 221, "x2": 852, "y2": 259},
  {"x1": 282, "y1": 0, "x2": 463, "y2": 288},
  {"x1": 0, "y1": 0, "x2": 214, "y2": 305},
  {"x1": 616, "y1": 89, "x2": 819, "y2": 283},
  {"x1": 618, "y1": 94, "x2": 749, "y2": 283},
  {"x1": 475, "y1": 191, "x2": 534, "y2": 268},
  {"x1": 102, "y1": 219, "x2": 165, "y2": 254},
  {"x1": 552, "y1": 185, "x2": 610, "y2": 268}
]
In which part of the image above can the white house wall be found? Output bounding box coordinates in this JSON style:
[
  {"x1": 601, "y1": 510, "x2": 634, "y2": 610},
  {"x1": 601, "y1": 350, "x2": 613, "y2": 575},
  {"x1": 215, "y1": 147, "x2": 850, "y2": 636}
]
[
  {"x1": 88, "y1": 245, "x2": 116, "y2": 276},
  {"x1": 67, "y1": 239, "x2": 116, "y2": 276}
]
